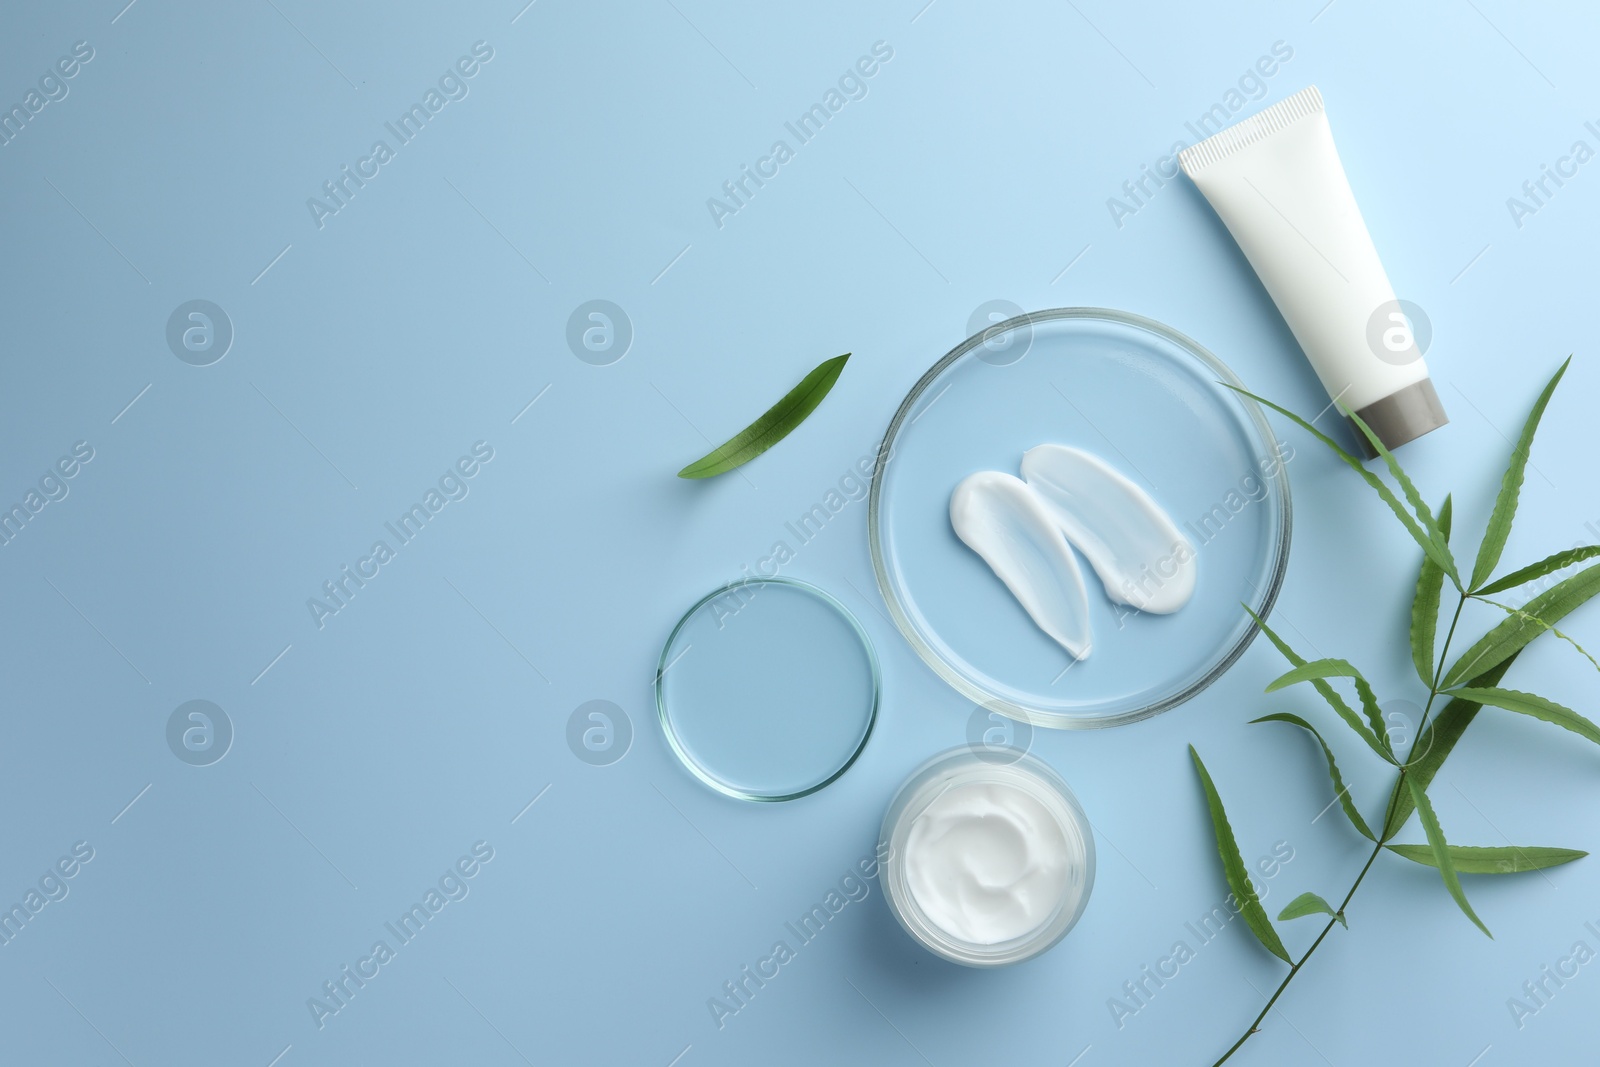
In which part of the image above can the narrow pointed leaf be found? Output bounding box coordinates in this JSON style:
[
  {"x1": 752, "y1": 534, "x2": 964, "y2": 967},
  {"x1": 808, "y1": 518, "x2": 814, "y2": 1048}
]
[
  {"x1": 1230, "y1": 387, "x2": 1457, "y2": 582},
  {"x1": 1278, "y1": 891, "x2": 1343, "y2": 926},
  {"x1": 1411, "y1": 496, "x2": 1453, "y2": 686},
  {"x1": 1348, "y1": 408, "x2": 1458, "y2": 584},
  {"x1": 1248, "y1": 607, "x2": 1392, "y2": 762},
  {"x1": 1451, "y1": 686, "x2": 1600, "y2": 746},
  {"x1": 1443, "y1": 562, "x2": 1600, "y2": 687},
  {"x1": 1470, "y1": 357, "x2": 1570, "y2": 590},
  {"x1": 1476, "y1": 595, "x2": 1600, "y2": 675},
  {"x1": 677, "y1": 354, "x2": 850, "y2": 478},
  {"x1": 1477, "y1": 544, "x2": 1600, "y2": 597},
  {"x1": 1348, "y1": 671, "x2": 1390, "y2": 754},
  {"x1": 1251, "y1": 713, "x2": 1374, "y2": 840},
  {"x1": 1265, "y1": 657, "x2": 1392, "y2": 760},
  {"x1": 1189, "y1": 746, "x2": 1291, "y2": 963},
  {"x1": 1383, "y1": 655, "x2": 1519, "y2": 840},
  {"x1": 1265, "y1": 658, "x2": 1363, "y2": 692},
  {"x1": 1387, "y1": 843, "x2": 1587, "y2": 874},
  {"x1": 1406, "y1": 776, "x2": 1491, "y2": 937}
]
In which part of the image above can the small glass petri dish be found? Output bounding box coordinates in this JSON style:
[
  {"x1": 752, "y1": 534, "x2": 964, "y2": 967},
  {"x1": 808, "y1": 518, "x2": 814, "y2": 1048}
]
[
  {"x1": 655, "y1": 577, "x2": 879, "y2": 802},
  {"x1": 869, "y1": 307, "x2": 1292, "y2": 729},
  {"x1": 880, "y1": 749, "x2": 1095, "y2": 967}
]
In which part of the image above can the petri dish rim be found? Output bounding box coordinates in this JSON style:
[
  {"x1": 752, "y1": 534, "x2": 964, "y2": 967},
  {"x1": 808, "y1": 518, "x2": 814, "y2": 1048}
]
[
  {"x1": 867, "y1": 306, "x2": 1292, "y2": 730},
  {"x1": 654, "y1": 576, "x2": 881, "y2": 802}
]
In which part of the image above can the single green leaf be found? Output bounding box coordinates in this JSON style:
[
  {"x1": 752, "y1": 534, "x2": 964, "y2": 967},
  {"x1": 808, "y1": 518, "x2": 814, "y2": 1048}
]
[
  {"x1": 1476, "y1": 595, "x2": 1600, "y2": 675},
  {"x1": 1247, "y1": 607, "x2": 1393, "y2": 762},
  {"x1": 1470, "y1": 357, "x2": 1570, "y2": 590},
  {"x1": 1406, "y1": 776, "x2": 1491, "y2": 937},
  {"x1": 1348, "y1": 407, "x2": 1458, "y2": 584},
  {"x1": 1263, "y1": 656, "x2": 1387, "y2": 743},
  {"x1": 1263, "y1": 657, "x2": 1392, "y2": 761},
  {"x1": 1250, "y1": 712, "x2": 1374, "y2": 840},
  {"x1": 1189, "y1": 746, "x2": 1292, "y2": 964},
  {"x1": 1349, "y1": 673, "x2": 1387, "y2": 750},
  {"x1": 1278, "y1": 891, "x2": 1344, "y2": 927},
  {"x1": 1265, "y1": 658, "x2": 1363, "y2": 692},
  {"x1": 1230, "y1": 387, "x2": 1458, "y2": 583},
  {"x1": 676, "y1": 354, "x2": 850, "y2": 479},
  {"x1": 1411, "y1": 495, "x2": 1453, "y2": 687},
  {"x1": 1477, "y1": 544, "x2": 1600, "y2": 597},
  {"x1": 1451, "y1": 686, "x2": 1600, "y2": 746},
  {"x1": 1387, "y1": 843, "x2": 1587, "y2": 874},
  {"x1": 1382, "y1": 654, "x2": 1519, "y2": 840},
  {"x1": 1442, "y1": 562, "x2": 1600, "y2": 687}
]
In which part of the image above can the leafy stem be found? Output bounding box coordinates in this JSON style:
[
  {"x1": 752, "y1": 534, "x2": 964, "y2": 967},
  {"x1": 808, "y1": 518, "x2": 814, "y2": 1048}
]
[
  {"x1": 1200, "y1": 360, "x2": 1597, "y2": 1065},
  {"x1": 1209, "y1": 837, "x2": 1386, "y2": 1067},
  {"x1": 1212, "y1": 575, "x2": 1470, "y2": 1066}
]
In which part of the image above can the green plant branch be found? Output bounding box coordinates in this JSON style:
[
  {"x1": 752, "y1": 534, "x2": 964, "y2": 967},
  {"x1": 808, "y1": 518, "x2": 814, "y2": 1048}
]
[
  {"x1": 1211, "y1": 582, "x2": 1469, "y2": 1065},
  {"x1": 1208, "y1": 836, "x2": 1387, "y2": 1067},
  {"x1": 1201, "y1": 363, "x2": 1593, "y2": 1065}
]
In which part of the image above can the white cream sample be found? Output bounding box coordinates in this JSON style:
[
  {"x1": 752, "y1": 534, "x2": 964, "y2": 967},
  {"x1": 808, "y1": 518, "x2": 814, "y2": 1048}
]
[
  {"x1": 904, "y1": 780, "x2": 1072, "y2": 945},
  {"x1": 950, "y1": 471, "x2": 1091, "y2": 658},
  {"x1": 1021, "y1": 444, "x2": 1197, "y2": 614}
]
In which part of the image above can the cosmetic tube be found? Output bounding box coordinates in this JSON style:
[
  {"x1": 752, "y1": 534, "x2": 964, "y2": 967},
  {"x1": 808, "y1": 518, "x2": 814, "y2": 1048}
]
[{"x1": 1180, "y1": 86, "x2": 1446, "y2": 453}]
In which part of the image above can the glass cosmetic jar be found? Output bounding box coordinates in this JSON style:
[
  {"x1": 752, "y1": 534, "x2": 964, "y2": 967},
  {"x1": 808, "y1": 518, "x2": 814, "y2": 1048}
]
[{"x1": 880, "y1": 748, "x2": 1095, "y2": 966}]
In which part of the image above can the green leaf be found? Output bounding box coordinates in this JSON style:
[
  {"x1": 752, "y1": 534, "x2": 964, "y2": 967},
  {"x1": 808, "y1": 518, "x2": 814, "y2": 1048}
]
[
  {"x1": 1387, "y1": 843, "x2": 1587, "y2": 874},
  {"x1": 1263, "y1": 657, "x2": 1392, "y2": 761},
  {"x1": 1475, "y1": 595, "x2": 1600, "y2": 676},
  {"x1": 1443, "y1": 563, "x2": 1600, "y2": 687},
  {"x1": 676, "y1": 354, "x2": 850, "y2": 479},
  {"x1": 1349, "y1": 676, "x2": 1389, "y2": 756},
  {"x1": 1264, "y1": 658, "x2": 1364, "y2": 692},
  {"x1": 1411, "y1": 496, "x2": 1453, "y2": 687},
  {"x1": 1189, "y1": 746, "x2": 1292, "y2": 964},
  {"x1": 1278, "y1": 891, "x2": 1344, "y2": 927},
  {"x1": 1406, "y1": 776, "x2": 1491, "y2": 937},
  {"x1": 1250, "y1": 713, "x2": 1374, "y2": 840},
  {"x1": 1247, "y1": 607, "x2": 1393, "y2": 763},
  {"x1": 1382, "y1": 654, "x2": 1519, "y2": 840},
  {"x1": 1230, "y1": 387, "x2": 1459, "y2": 584},
  {"x1": 1470, "y1": 357, "x2": 1570, "y2": 591},
  {"x1": 1348, "y1": 408, "x2": 1458, "y2": 585},
  {"x1": 1451, "y1": 686, "x2": 1600, "y2": 746},
  {"x1": 1477, "y1": 544, "x2": 1600, "y2": 597}
]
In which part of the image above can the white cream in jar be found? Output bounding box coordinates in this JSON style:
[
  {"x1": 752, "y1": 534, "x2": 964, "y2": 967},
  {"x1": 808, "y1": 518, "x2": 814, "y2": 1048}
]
[
  {"x1": 904, "y1": 779, "x2": 1072, "y2": 944},
  {"x1": 882, "y1": 751, "x2": 1095, "y2": 966}
]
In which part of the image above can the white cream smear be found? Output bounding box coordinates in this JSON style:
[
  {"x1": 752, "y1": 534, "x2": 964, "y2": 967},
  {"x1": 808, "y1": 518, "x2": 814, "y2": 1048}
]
[
  {"x1": 904, "y1": 779, "x2": 1071, "y2": 945},
  {"x1": 950, "y1": 444, "x2": 1195, "y2": 656},
  {"x1": 950, "y1": 471, "x2": 1092, "y2": 659},
  {"x1": 1021, "y1": 444, "x2": 1196, "y2": 614}
]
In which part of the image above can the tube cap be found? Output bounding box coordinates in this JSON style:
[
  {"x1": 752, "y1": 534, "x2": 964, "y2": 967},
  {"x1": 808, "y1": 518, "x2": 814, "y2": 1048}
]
[{"x1": 1349, "y1": 378, "x2": 1448, "y2": 456}]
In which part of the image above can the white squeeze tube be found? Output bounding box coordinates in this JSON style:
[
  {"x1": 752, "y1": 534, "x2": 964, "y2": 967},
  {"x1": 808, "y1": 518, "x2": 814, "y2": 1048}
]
[{"x1": 1179, "y1": 86, "x2": 1447, "y2": 453}]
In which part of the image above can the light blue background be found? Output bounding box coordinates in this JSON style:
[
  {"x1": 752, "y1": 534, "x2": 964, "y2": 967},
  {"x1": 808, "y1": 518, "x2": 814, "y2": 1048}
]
[{"x1": 2, "y1": 1, "x2": 1597, "y2": 1064}]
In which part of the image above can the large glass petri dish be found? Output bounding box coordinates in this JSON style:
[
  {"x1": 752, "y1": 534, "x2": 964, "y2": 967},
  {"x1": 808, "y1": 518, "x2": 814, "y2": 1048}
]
[
  {"x1": 655, "y1": 577, "x2": 879, "y2": 801},
  {"x1": 868, "y1": 308, "x2": 1291, "y2": 729}
]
